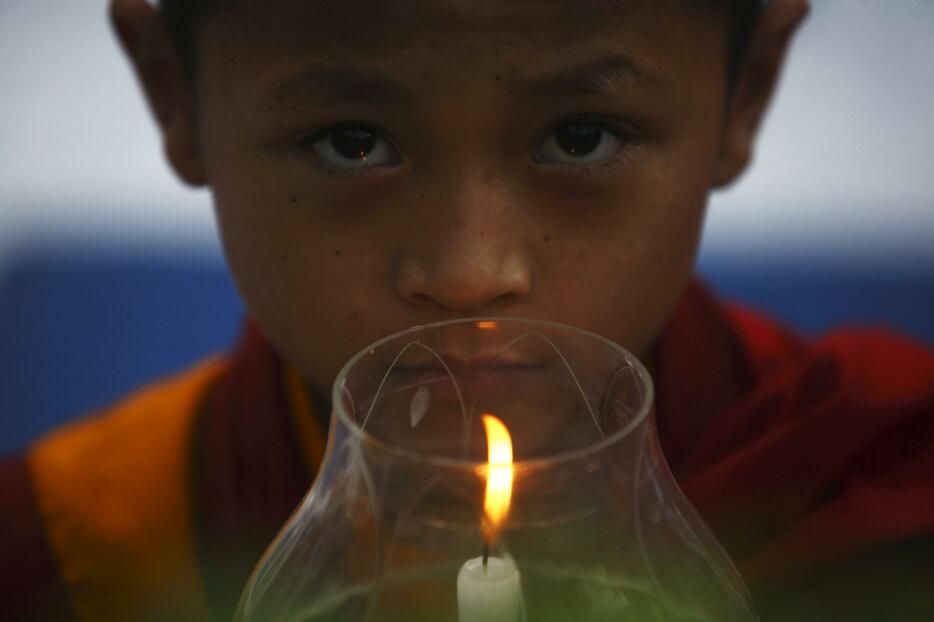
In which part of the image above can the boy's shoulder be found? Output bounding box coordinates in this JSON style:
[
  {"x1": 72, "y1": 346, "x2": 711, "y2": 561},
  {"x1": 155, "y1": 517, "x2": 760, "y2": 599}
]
[
  {"x1": 657, "y1": 282, "x2": 934, "y2": 469},
  {"x1": 0, "y1": 322, "x2": 315, "y2": 622},
  {"x1": 726, "y1": 296, "x2": 934, "y2": 401},
  {"x1": 674, "y1": 284, "x2": 934, "y2": 617},
  {"x1": 0, "y1": 357, "x2": 228, "y2": 621}
]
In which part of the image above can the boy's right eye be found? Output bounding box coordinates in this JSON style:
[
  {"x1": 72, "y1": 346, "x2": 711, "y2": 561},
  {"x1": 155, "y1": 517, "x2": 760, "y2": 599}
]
[{"x1": 303, "y1": 124, "x2": 400, "y2": 174}]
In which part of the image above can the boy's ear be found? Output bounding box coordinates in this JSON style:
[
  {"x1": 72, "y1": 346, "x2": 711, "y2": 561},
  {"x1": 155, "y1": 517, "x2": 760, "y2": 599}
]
[
  {"x1": 110, "y1": 0, "x2": 206, "y2": 186},
  {"x1": 714, "y1": 0, "x2": 809, "y2": 188}
]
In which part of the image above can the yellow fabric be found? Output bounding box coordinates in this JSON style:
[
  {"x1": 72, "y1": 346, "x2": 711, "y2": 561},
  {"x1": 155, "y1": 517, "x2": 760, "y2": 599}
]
[{"x1": 28, "y1": 357, "x2": 228, "y2": 622}]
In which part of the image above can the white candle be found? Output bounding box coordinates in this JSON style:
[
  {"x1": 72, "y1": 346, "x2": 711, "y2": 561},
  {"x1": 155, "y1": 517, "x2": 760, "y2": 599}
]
[{"x1": 457, "y1": 556, "x2": 522, "y2": 622}]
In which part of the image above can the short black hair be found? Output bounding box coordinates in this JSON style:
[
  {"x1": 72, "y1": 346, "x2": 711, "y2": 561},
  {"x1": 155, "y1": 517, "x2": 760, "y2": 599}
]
[{"x1": 159, "y1": 0, "x2": 763, "y2": 86}]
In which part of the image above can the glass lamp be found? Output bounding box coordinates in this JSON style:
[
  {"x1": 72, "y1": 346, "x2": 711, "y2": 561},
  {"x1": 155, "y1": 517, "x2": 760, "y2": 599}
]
[{"x1": 235, "y1": 318, "x2": 757, "y2": 622}]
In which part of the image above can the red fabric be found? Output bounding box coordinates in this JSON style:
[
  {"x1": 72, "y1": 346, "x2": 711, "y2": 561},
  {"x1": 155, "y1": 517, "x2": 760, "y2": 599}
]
[
  {"x1": 0, "y1": 456, "x2": 77, "y2": 622},
  {"x1": 191, "y1": 322, "x2": 313, "y2": 621},
  {"x1": 670, "y1": 295, "x2": 934, "y2": 579},
  {"x1": 646, "y1": 286, "x2": 934, "y2": 622}
]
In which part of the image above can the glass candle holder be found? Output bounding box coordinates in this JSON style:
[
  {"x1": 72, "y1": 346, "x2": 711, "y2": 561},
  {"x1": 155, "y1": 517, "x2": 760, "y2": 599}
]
[{"x1": 235, "y1": 318, "x2": 756, "y2": 622}]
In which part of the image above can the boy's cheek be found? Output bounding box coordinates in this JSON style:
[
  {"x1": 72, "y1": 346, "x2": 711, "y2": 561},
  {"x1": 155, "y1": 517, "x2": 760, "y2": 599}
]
[
  {"x1": 538, "y1": 249, "x2": 696, "y2": 357},
  {"x1": 233, "y1": 242, "x2": 400, "y2": 395}
]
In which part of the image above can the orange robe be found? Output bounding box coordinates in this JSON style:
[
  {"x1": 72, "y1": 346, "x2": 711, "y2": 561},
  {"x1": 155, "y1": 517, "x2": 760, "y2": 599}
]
[{"x1": 2, "y1": 282, "x2": 933, "y2": 621}]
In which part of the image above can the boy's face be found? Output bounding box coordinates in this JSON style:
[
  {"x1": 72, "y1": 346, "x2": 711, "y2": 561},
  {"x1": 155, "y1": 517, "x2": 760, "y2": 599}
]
[{"x1": 135, "y1": 0, "x2": 785, "y2": 399}]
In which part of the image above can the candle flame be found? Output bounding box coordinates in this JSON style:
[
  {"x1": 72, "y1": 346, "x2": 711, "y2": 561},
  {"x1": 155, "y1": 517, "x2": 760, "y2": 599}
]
[
  {"x1": 481, "y1": 414, "x2": 514, "y2": 540},
  {"x1": 476, "y1": 320, "x2": 498, "y2": 330}
]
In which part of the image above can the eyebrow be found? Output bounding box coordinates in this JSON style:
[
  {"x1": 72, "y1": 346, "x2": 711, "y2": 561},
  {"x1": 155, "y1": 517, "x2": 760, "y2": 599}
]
[
  {"x1": 516, "y1": 55, "x2": 672, "y2": 99},
  {"x1": 255, "y1": 53, "x2": 668, "y2": 112},
  {"x1": 257, "y1": 64, "x2": 414, "y2": 112}
]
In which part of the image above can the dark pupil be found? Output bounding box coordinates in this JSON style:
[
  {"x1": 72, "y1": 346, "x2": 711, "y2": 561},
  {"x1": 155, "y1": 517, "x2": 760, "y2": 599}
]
[
  {"x1": 331, "y1": 126, "x2": 376, "y2": 160},
  {"x1": 555, "y1": 123, "x2": 601, "y2": 156}
]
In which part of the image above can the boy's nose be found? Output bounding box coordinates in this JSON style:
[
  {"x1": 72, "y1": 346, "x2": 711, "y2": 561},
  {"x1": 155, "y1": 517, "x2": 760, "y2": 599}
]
[{"x1": 393, "y1": 178, "x2": 533, "y2": 313}]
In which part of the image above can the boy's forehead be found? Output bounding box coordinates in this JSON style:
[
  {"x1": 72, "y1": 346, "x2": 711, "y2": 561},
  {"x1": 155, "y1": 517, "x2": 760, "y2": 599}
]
[
  {"x1": 202, "y1": 0, "x2": 715, "y2": 86},
  {"x1": 219, "y1": 0, "x2": 680, "y2": 40}
]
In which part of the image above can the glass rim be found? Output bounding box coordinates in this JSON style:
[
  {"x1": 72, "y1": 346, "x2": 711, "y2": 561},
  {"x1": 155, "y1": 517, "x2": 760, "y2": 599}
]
[{"x1": 331, "y1": 316, "x2": 655, "y2": 471}]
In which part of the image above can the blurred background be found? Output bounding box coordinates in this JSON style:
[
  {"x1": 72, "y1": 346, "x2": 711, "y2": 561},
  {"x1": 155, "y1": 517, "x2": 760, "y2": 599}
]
[{"x1": 1, "y1": 0, "x2": 932, "y2": 455}]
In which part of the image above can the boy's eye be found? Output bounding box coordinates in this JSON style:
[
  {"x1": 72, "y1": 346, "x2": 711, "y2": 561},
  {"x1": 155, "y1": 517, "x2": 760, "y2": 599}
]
[
  {"x1": 306, "y1": 124, "x2": 398, "y2": 172},
  {"x1": 535, "y1": 121, "x2": 625, "y2": 166}
]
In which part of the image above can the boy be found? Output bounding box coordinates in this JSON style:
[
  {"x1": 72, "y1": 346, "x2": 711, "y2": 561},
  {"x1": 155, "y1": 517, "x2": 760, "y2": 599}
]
[{"x1": 2, "y1": 0, "x2": 932, "y2": 620}]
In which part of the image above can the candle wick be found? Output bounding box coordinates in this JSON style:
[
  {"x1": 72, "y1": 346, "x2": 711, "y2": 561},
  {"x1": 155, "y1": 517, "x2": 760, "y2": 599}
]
[{"x1": 482, "y1": 541, "x2": 490, "y2": 571}]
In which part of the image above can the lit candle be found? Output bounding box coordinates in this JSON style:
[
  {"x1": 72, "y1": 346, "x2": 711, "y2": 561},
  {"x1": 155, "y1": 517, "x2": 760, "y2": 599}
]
[{"x1": 457, "y1": 414, "x2": 523, "y2": 622}]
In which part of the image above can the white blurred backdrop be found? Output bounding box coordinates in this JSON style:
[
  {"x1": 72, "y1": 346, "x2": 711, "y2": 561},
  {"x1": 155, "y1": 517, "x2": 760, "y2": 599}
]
[{"x1": 0, "y1": 0, "x2": 933, "y2": 269}]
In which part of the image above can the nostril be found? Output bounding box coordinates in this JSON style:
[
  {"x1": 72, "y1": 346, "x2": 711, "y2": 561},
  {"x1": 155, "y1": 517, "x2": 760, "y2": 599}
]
[
  {"x1": 395, "y1": 247, "x2": 533, "y2": 312},
  {"x1": 488, "y1": 291, "x2": 520, "y2": 308}
]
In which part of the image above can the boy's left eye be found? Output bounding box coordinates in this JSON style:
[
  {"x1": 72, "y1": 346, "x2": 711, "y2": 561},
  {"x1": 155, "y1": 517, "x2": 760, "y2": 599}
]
[
  {"x1": 535, "y1": 121, "x2": 626, "y2": 166},
  {"x1": 305, "y1": 124, "x2": 399, "y2": 172}
]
